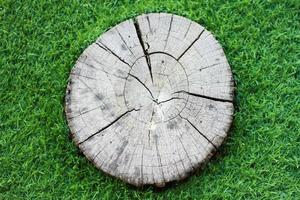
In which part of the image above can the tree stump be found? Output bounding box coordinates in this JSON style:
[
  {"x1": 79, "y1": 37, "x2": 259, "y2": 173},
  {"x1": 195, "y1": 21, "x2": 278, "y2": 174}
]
[{"x1": 65, "y1": 13, "x2": 234, "y2": 187}]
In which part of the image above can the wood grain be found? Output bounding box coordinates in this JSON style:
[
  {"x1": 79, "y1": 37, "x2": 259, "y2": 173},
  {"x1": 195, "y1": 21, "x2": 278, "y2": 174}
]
[{"x1": 65, "y1": 13, "x2": 234, "y2": 187}]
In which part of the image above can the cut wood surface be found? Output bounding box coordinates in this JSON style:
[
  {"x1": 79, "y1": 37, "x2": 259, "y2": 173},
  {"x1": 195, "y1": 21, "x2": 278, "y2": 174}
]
[{"x1": 65, "y1": 13, "x2": 234, "y2": 187}]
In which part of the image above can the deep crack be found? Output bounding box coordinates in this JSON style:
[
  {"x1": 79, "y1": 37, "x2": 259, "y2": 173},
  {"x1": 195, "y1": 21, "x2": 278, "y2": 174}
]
[
  {"x1": 177, "y1": 29, "x2": 205, "y2": 61},
  {"x1": 163, "y1": 14, "x2": 173, "y2": 51},
  {"x1": 172, "y1": 90, "x2": 232, "y2": 103},
  {"x1": 128, "y1": 73, "x2": 154, "y2": 99},
  {"x1": 95, "y1": 42, "x2": 131, "y2": 67},
  {"x1": 179, "y1": 114, "x2": 217, "y2": 149},
  {"x1": 133, "y1": 18, "x2": 153, "y2": 83},
  {"x1": 79, "y1": 108, "x2": 139, "y2": 144},
  {"x1": 157, "y1": 97, "x2": 185, "y2": 105}
]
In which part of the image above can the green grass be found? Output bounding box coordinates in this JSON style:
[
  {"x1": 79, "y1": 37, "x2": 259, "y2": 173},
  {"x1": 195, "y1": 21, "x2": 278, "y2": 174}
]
[{"x1": 1, "y1": 0, "x2": 300, "y2": 199}]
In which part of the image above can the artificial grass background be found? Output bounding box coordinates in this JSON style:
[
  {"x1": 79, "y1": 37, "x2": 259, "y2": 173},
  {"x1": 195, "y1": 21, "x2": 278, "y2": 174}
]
[{"x1": 1, "y1": 0, "x2": 299, "y2": 199}]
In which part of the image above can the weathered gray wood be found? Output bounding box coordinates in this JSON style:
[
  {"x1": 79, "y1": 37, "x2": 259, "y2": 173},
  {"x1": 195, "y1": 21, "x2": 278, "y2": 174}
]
[{"x1": 65, "y1": 13, "x2": 234, "y2": 187}]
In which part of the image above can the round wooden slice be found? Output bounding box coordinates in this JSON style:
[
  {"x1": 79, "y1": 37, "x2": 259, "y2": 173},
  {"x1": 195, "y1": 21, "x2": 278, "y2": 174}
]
[{"x1": 65, "y1": 13, "x2": 234, "y2": 187}]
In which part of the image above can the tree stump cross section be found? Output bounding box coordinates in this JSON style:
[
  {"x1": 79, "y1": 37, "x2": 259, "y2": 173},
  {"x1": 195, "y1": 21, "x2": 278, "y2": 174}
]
[{"x1": 65, "y1": 13, "x2": 234, "y2": 187}]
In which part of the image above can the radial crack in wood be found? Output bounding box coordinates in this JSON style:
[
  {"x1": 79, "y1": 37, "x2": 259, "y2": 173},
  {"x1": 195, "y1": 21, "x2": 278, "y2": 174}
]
[
  {"x1": 133, "y1": 19, "x2": 153, "y2": 83},
  {"x1": 173, "y1": 90, "x2": 233, "y2": 103},
  {"x1": 65, "y1": 13, "x2": 234, "y2": 187}
]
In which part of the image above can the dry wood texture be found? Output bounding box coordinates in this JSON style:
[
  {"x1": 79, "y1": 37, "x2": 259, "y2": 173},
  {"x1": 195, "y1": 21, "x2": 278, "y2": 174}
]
[{"x1": 65, "y1": 13, "x2": 234, "y2": 187}]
